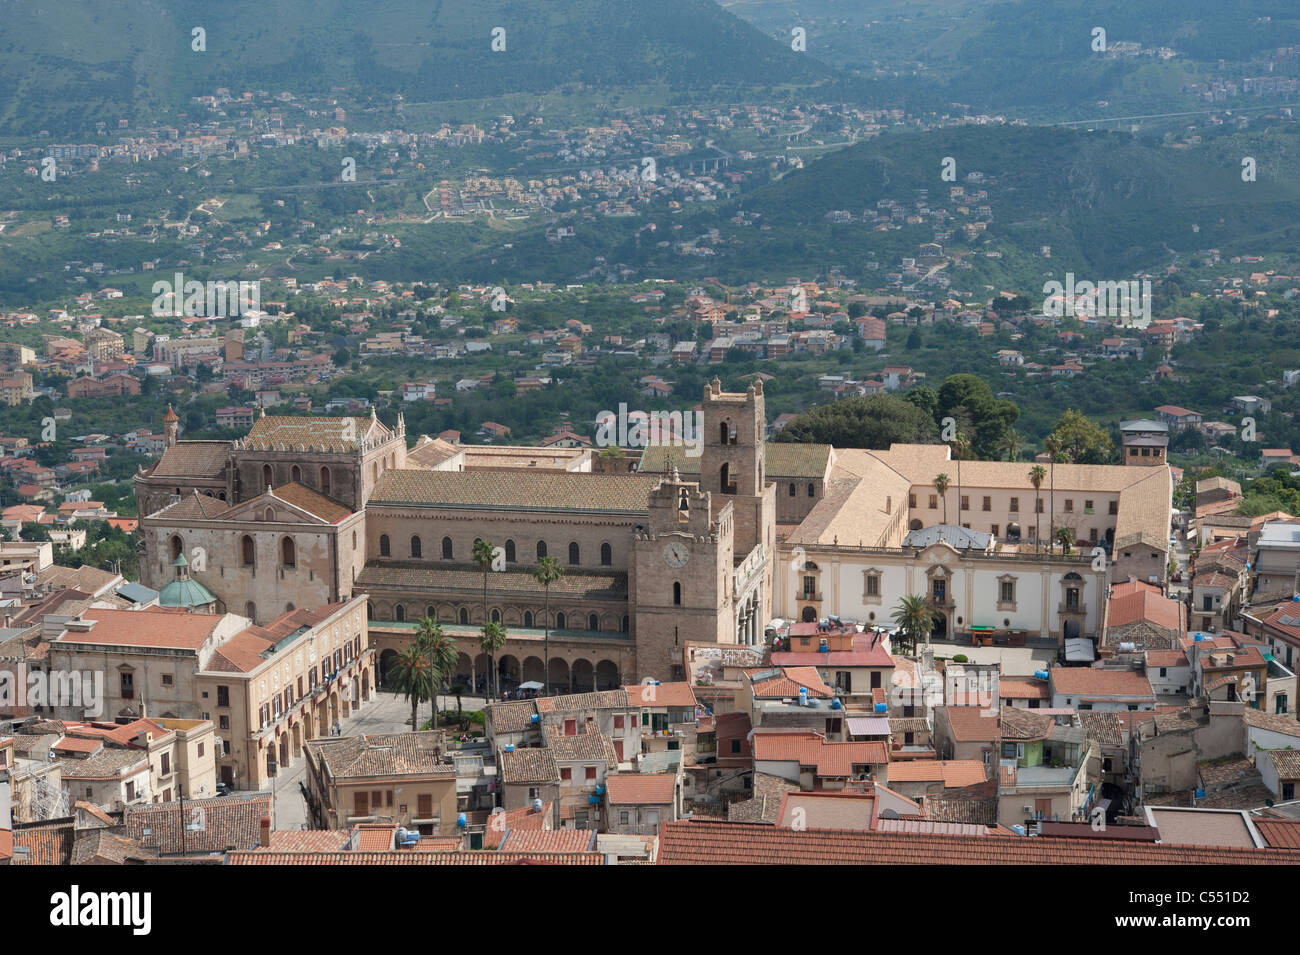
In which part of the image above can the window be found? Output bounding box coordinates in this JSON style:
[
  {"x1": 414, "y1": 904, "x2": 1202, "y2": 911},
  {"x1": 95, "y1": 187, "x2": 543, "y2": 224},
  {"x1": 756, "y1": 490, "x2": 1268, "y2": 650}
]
[
  {"x1": 160, "y1": 753, "x2": 170, "y2": 776},
  {"x1": 564, "y1": 719, "x2": 577, "y2": 736},
  {"x1": 556, "y1": 612, "x2": 566, "y2": 629},
  {"x1": 1109, "y1": 501, "x2": 1118, "y2": 515},
  {"x1": 865, "y1": 573, "x2": 880, "y2": 598},
  {"x1": 961, "y1": 495, "x2": 969, "y2": 512},
  {"x1": 1064, "y1": 499, "x2": 1074, "y2": 513},
  {"x1": 505, "y1": 540, "x2": 516, "y2": 563},
  {"x1": 803, "y1": 575, "x2": 817, "y2": 598},
  {"x1": 720, "y1": 463, "x2": 736, "y2": 494},
  {"x1": 121, "y1": 671, "x2": 135, "y2": 699},
  {"x1": 320, "y1": 467, "x2": 331, "y2": 496},
  {"x1": 600, "y1": 542, "x2": 612, "y2": 566},
  {"x1": 808, "y1": 483, "x2": 815, "y2": 498},
  {"x1": 410, "y1": 536, "x2": 422, "y2": 558},
  {"x1": 998, "y1": 578, "x2": 1016, "y2": 607},
  {"x1": 491, "y1": 608, "x2": 500, "y2": 624},
  {"x1": 161, "y1": 673, "x2": 173, "y2": 687},
  {"x1": 1036, "y1": 498, "x2": 1044, "y2": 514},
  {"x1": 982, "y1": 496, "x2": 991, "y2": 512},
  {"x1": 291, "y1": 465, "x2": 301, "y2": 484},
  {"x1": 620, "y1": 811, "x2": 630, "y2": 826},
  {"x1": 442, "y1": 536, "x2": 453, "y2": 560},
  {"x1": 788, "y1": 483, "x2": 796, "y2": 497},
  {"x1": 281, "y1": 536, "x2": 296, "y2": 568},
  {"x1": 929, "y1": 494, "x2": 937, "y2": 509},
  {"x1": 991, "y1": 524, "x2": 999, "y2": 538},
  {"x1": 614, "y1": 716, "x2": 624, "y2": 729},
  {"x1": 560, "y1": 767, "x2": 572, "y2": 781},
  {"x1": 1009, "y1": 497, "x2": 1019, "y2": 513},
  {"x1": 417, "y1": 794, "x2": 433, "y2": 818},
  {"x1": 395, "y1": 605, "x2": 405, "y2": 622},
  {"x1": 459, "y1": 608, "x2": 469, "y2": 625},
  {"x1": 589, "y1": 613, "x2": 599, "y2": 631},
  {"x1": 241, "y1": 535, "x2": 255, "y2": 567},
  {"x1": 1084, "y1": 500, "x2": 1094, "y2": 514},
  {"x1": 585, "y1": 766, "x2": 597, "y2": 781},
  {"x1": 379, "y1": 534, "x2": 390, "y2": 557},
  {"x1": 536, "y1": 540, "x2": 548, "y2": 560},
  {"x1": 217, "y1": 685, "x2": 229, "y2": 707},
  {"x1": 673, "y1": 582, "x2": 682, "y2": 606},
  {"x1": 524, "y1": 611, "x2": 533, "y2": 628},
  {"x1": 262, "y1": 464, "x2": 273, "y2": 488}
]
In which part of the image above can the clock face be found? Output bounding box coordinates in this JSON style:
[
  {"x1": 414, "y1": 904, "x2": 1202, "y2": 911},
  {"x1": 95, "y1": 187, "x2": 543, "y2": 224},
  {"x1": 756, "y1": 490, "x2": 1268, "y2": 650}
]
[{"x1": 663, "y1": 541, "x2": 690, "y2": 568}]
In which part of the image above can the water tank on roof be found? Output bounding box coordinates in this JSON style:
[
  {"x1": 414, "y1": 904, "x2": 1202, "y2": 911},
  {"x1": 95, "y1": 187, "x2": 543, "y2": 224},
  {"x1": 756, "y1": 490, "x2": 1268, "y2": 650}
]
[
  {"x1": 874, "y1": 702, "x2": 887, "y2": 714},
  {"x1": 1195, "y1": 788, "x2": 1205, "y2": 800},
  {"x1": 1194, "y1": 633, "x2": 1204, "y2": 642},
  {"x1": 456, "y1": 812, "x2": 467, "y2": 828},
  {"x1": 798, "y1": 687, "x2": 809, "y2": 707},
  {"x1": 1033, "y1": 669, "x2": 1050, "y2": 681},
  {"x1": 530, "y1": 714, "x2": 539, "y2": 724},
  {"x1": 1011, "y1": 825, "x2": 1027, "y2": 837},
  {"x1": 595, "y1": 784, "x2": 605, "y2": 796},
  {"x1": 504, "y1": 744, "x2": 515, "y2": 752},
  {"x1": 395, "y1": 827, "x2": 420, "y2": 847},
  {"x1": 532, "y1": 798, "x2": 543, "y2": 811},
  {"x1": 830, "y1": 698, "x2": 842, "y2": 710}
]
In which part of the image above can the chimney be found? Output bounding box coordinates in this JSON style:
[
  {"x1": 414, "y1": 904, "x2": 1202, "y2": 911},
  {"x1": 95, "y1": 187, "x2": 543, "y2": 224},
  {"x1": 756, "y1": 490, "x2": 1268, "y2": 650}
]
[
  {"x1": 885, "y1": 495, "x2": 892, "y2": 514},
  {"x1": 260, "y1": 815, "x2": 272, "y2": 848}
]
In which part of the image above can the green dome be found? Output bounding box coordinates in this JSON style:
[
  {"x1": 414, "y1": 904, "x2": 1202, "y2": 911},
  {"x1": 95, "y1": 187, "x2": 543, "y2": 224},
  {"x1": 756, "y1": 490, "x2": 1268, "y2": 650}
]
[{"x1": 159, "y1": 574, "x2": 216, "y2": 609}]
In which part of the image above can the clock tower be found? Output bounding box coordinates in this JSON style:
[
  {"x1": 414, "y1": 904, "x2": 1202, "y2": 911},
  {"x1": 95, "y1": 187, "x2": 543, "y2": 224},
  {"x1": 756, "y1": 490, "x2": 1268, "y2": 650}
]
[{"x1": 631, "y1": 468, "x2": 735, "y2": 682}]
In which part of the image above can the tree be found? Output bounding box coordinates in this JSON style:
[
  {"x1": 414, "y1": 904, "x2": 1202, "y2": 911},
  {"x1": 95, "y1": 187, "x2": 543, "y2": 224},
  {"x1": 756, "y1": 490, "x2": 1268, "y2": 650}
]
[
  {"x1": 999, "y1": 429, "x2": 1023, "y2": 462},
  {"x1": 415, "y1": 617, "x2": 456, "y2": 728},
  {"x1": 1047, "y1": 409, "x2": 1114, "y2": 465},
  {"x1": 934, "y1": 473, "x2": 950, "y2": 524},
  {"x1": 776, "y1": 394, "x2": 935, "y2": 449},
  {"x1": 480, "y1": 622, "x2": 508, "y2": 700},
  {"x1": 390, "y1": 644, "x2": 435, "y2": 732},
  {"x1": 1055, "y1": 525, "x2": 1076, "y2": 554},
  {"x1": 891, "y1": 594, "x2": 937, "y2": 656},
  {"x1": 472, "y1": 538, "x2": 496, "y2": 638},
  {"x1": 937, "y1": 373, "x2": 1019, "y2": 459},
  {"x1": 1045, "y1": 435, "x2": 1063, "y2": 553},
  {"x1": 533, "y1": 555, "x2": 564, "y2": 694},
  {"x1": 1029, "y1": 465, "x2": 1047, "y2": 551}
]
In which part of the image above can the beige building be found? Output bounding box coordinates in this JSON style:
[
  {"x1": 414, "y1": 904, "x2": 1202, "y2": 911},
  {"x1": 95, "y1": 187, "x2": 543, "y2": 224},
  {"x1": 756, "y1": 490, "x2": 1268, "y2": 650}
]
[{"x1": 304, "y1": 732, "x2": 456, "y2": 833}]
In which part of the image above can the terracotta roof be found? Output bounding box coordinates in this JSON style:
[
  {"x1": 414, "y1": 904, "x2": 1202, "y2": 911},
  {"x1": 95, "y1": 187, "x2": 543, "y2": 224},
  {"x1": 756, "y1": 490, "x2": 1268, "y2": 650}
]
[
  {"x1": 56, "y1": 608, "x2": 225, "y2": 651},
  {"x1": 885, "y1": 760, "x2": 988, "y2": 788},
  {"x1": 1266, "y1": 749, "x2": 1300, "y2": 779},
  {"x1": 998, "y1": 707, "x2": 1054, "y2": 742},
  {"x1": 260, "y1": 830, "x2": 352, "y2": 852},
  {"x1": 639, "y1": 442, "x2": 832, "y2": 480},
  {"x1": 656, "y1": 819, "x2": 1300, "y2": 865},
  {"x1": 56, "y1": 747, "x2": 150, "y2": 779},
  {"x1": 146, "y1": 440, "x2": 230, "y2": 480},
  {"x1": 605, "y1": 773, "x2": 677, "y2": 805},
  {"x1": 1050, "y1": 666, "x2": 1155, "y2": 700},
  {"x1": 547, "y1": 729, "x2": 619, "y2": 764},
  {"x1": 357, "y1": 561, "x2": 628, "y2": 599},
  {"x1": 750, "y1": 666, "x2": 834, "y2": 699},
  {"x1": 238, "y1": 415, "x2": 390, "y2": 453},
  {"x1": 997, "y1": 677, "x2": 1050, "y2": 700},
  {"x1": 752, "y1": 732, "x2": 888, "y2": 776},
  {"x1": 71, "y1": 830, "x2": 158, "y2": 865},
  {"x1": 306, "y1": 733, "x2": 451, "y2": 779},
  {"x1": 1078, "y1": 711, "x2": 1125, "y2": 747},
  {"x1": 369, "y1": 469, "x2": 657, "y2": 513},
  {"x1": 265, "y1": 482, "x2": 353, "y2": 523},
  {"x1": 499, "y1": 746, "x2": 560, "y2": 784},
  {"x1": 487, "y1": 700, "x2": 541, "y2": 733},
  {"x1": 123, "y1": 793, "x2": 272, "y2": 854},
  {"x1": 14, "y1": 824, "x2": 75, "y2": 865},
  {"x1": 153, "y1": 492, "x2": 232, "y2": 520},
  {"x1": 227, "y1": 850, "x2": 604, "y2": 865},
  {"x1": 500, "y1": 829, "x2": 595, "y2": 852},
  {"x1": 623, "y1": 682, "x2": 698, "y2": 709},
  {"x1": 728, "y1": 772, "x2": 799, "y2": 824},
  {"x1": 1254, "y1": 819, "x2": 1300, "y2": 849},
  {"x1": 941, "y1": 706, "x2": 1000, "y2": 743},
  {"x1": 1242, "y1": 707, "x2": 1300, "y2": 737}
]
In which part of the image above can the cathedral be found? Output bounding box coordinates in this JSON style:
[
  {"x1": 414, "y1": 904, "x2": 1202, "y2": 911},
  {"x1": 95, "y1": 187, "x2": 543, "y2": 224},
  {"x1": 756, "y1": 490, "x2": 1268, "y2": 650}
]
[{"x1": 136, "y1": 380, "x2": 775, "y2": 687}]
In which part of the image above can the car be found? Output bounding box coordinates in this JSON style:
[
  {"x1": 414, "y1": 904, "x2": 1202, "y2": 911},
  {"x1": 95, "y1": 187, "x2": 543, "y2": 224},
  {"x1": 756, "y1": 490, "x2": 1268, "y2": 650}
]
[{"x1": 216, "y1": 782, "x2": 231, "y2": 797}]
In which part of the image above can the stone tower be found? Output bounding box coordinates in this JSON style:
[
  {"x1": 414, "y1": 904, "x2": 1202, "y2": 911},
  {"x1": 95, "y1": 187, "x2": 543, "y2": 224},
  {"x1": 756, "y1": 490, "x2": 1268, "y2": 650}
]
[
  {"x1": 631, "y1": 469, "x2": 735, "y2": 682},
  {"x1": 699, "y1": 377, "x2": 774, "y2": 563},
  {"x1": 162, "y1": 405, "x2": 179, "y2": 448}
]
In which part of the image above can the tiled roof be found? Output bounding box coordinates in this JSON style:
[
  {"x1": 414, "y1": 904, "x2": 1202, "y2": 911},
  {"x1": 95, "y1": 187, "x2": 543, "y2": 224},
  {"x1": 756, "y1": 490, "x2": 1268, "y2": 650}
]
[
  {"x1": 1078, "y1": 711, "x2": 1125, "y2": 747},
  {"x1": 14, "y1": 824, "x2": 75, "y2": 865},
  {"x1": 1254, "y1": 819, "x2": 1300, "y2": 849},
  {"x1": 147, "y1": 441, "x2": 231, "y2": 479},
  {"x1": 623, "y1": 682, "x2": 698, "y2": 709},
  {"x1": 996, "y1": 677, "x2": 1050, "y2": 700},
  {"x1": 656, "y1": 820, "x2": 1300, "y2": 865},
  {"x1": 306, "y1": 733, "x2": 451, "y2": 779},
  {"x1": 57, "y1": 748, "x2": 149, "y2": 779},
  {"x1": 57, "y1": 608, "x2": 225, "y2": 651},
  {"x1": 71, "y1": 830, "x2": 158, "y2": 865},
  {"x1": 153, "y1": 492, "x2": 233, "y2": 521},
  {"x1": 998, "y1": 707, "x2": 1053, "y2": 742},
  {"x1": 547, "y1": 729, "x2": 619, "y2": 764},
  {"x1": 727, "y1": 773, "x2": 799, "y2": 824},
  {"x1": 239, "y1": 415, "x2": 389, "y2": 453},
  {"x1": 499, "y1": 746, "x2": 560, "y2": 784},
  {"x1": 536, "y1": 690, "x2": 629, "y2": 712},
  {"x1": 750, "y1": 666, "x2": 834, "y2": 699},
  {"x1": 124, "y1": 793, "x2": 273, "y2": 854},
  {"x1": 885, "y1": 760, "x2": 988, "y2": 788},
  {"x1": 500, "y1": 829, "x2": 595, "y2": 852},
  {"x1": 752, "y1": 732, "x2": 888, "y2": 776},
  {"x1": 1242, "y1": 707, "x2": 1300, "y2": 737},
  {"x1": 260, "y1": 830, "x2": 352, "y2": 852},
  {"x1": 266, "y1": 482, "x2": 353, "y2": 523},
  {"x1": 941, "y1": 706, "x2": 1000, "y2": 743},
  {"x1": 369, "y1": 469, "x2": 657, "y2": 513},
  {"x1": 605, "y1": 773, "x2": 677, "y2": 805},
  {"x1": 488, "y1": 700, "x2": 541, "y2": 733},
  {"x1": 227, "y1": 850, "x2": 604, "y2": 865},
  {"x1": 639, "y1": 442, "x2": 832, "y2": 480},
  {"x1": 1266, "y1": 749, "x2": 1300, "y2": 779},
  {"x1": 1050, "y1": 666, "x2": 1154, "y2": 700}
]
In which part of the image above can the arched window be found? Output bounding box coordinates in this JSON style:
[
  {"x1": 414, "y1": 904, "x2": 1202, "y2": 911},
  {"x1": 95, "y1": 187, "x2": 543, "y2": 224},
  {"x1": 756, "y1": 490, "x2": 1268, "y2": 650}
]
[
  {"x1": 555, "y1": 612, "x2": 566, "y2": 630},
  {"x1": 245, "y1": 601, "x2": 257, "y2": 622},
  {"x1": 291, "y1": 465, "x2": 301, "y2": 484},
  {"x1": 524, "y1": 611, "x2": 534, "y2": 628},
  {"x1": 719, "y1": 422, "x2": 729, "y2": 444},
  {"x1": 169, "y1": 536, "x2": 183, "y2": 561},
  {"x1": 720, "y1": 463, "x2": 735, "y2": 494},
  {"x1": 262, "y1": 464, "x2": 273, "y2": 489},
  {"x1": 673, "y1": 581, "x2": 682, "y2": 606},
  {"x1": 505, "y1": 539, "x2": 516, "y2": 563},
  {"x1": 458, "y1": 608, "x2": 469, "y2": 625},
  {"x1": 372, "y1": 463, "x2": 378, "y2": 483},
  {"x1": 320, "y1": 467, "x2": 331, "y2": 496},
  {"x1": 285, "y1": 602, "x2": 295, "y2": 612},
  {"x1": 263, "y1": 507, "x2": 275, "y2": 522},
  {"x1": 442, "y1": 536, "x2": 453, "y2": 560},
  {"x1": 491, "y1": 608, "x2": 500, "y2": 624},
  {"x1": 536, "y1": 540, "x2": 548, "y2": 560},
  {"x1": 600, "y1": 542, "x2": 612, "y2": 566},
  {"x1": 241, "y1": 535, "x2": 255, "y2": 567},
  {"x1": 426, "y1": 606, "x2": 437, "y2": 621},
  {"x1": 379, "y1": 534, "x2": 390, "y2": 557},
  {"x1": 621, "y1": 615, "x2": 629, "y2": 633},
  {"x1": 395, "y1": 604, "x2": 405, "y2": 622},
  {"x1": 568, "y1": 542, "x2": 580, "y2": 565},
  {"x1": 410, "y1": 536, "x2": 422, "y2": 559},
  {"x1": 588, "y1": 613, "x2": 599, "y2": 632},
  {"x1": 788, "y1": 482, "x2": 796, "y2": 497},
  {"x1": 808, "y1": 483, "x2": 815, "y2": 497},
  {"x1": 281, "y1": 536, "x2": 296, "y2": 568}
]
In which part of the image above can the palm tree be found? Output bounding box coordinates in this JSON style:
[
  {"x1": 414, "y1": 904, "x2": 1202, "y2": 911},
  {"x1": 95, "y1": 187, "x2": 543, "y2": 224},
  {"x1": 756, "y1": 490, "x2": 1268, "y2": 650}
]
[
  {"x1": 390, "y1": 644, "x2": 435, "y2": 732},
  {"x1": 472, "y1": 538, "x2": 496, "y2": 628},
  {"x1": 1000, "y1": 429, "x2": 1023, "y2": 462},
  {"x1": 480, "y1": 621, "x2": 508, "y2": 700},
  {"x1": 934, "y1": 473, "x2": 951, "y2": 525},
  {"x1": 1028, "y1": 465, "x2": 1046, "y2": 551},
  {"x1": 1055, "y1": 526, "x2": 1076, "y2": 555},
  {"x1": 891, "y1": 593, "x2": 938, "y2": 655},
  {"x1": 952, "y1": 430, "x2": 970, "y2": 527},
  {"x1": 415, "y1": 616, "x2": 457, "y2": 729},
  {"x1": 533, "y1": 555, "x2": 564, "y2": 694}
]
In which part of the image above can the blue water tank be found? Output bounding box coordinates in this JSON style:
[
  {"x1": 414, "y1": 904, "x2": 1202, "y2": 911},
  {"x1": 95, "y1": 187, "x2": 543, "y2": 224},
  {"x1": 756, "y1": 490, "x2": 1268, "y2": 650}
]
[
  {"x1": 1194, "y1": 633, "x2": 1204, "y2": 642},
  {"x1": 1195, "y1": 788, "x2": 1205, "y2": 799},
  {"x1": 798, "y1": 687, "x2": 809, "y2": 706},
  {"x1": 830, "y1": 698, "x2": 843, "y2": 710},
  {"x1": 456, "y1": 812, "x2": 467, "y2": 828},
  {"x1": 588, "y1": 794, "x2": 599, "y2": 804},
  {"x1": 1011, "y1": 825, "x2": 1027, "y2": 836},
  {"x1": 595, "y1": 784, "x2": 605, "y2": 796},
  {"x1": 874, "y1": 702, "x2": 887, "y2": 714},
  {"x1": 818, "y1": 644, "x2": 830, "y2": 653},
  {"x1": 1034, "y1": 669, "x2": 1050, "y2": 681},
  {"x1": 529, "y1": 714, "x2": 539, "y2": 724},
  {"x1": 504, "y1": 744, "x2": 515, "y2": 752}
]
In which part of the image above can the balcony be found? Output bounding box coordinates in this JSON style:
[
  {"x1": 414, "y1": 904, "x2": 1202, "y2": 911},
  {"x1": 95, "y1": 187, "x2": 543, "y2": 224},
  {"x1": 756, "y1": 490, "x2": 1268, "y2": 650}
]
[{"x1": 800, "y1": 592, "x2": 823, "y2": 602}]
